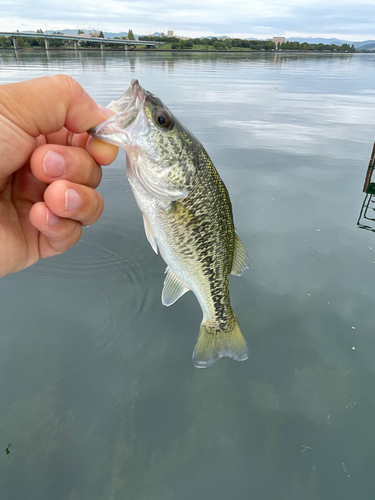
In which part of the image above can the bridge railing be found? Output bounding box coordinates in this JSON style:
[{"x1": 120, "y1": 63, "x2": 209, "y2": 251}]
[{"x1": 0, "y1": 32, "x2": 164, "y2": 50}]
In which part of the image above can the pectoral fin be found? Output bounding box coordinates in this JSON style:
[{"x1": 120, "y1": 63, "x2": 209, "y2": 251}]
[
  {"x1": 142, "y1": 213, "x2": 158, "y2": 254},
  {"x1": 231, "y1": 233, "x2": 249, "y2": 276},
  {"x1": 162, "y1": 267, "x2": 190, "y2": 306}
]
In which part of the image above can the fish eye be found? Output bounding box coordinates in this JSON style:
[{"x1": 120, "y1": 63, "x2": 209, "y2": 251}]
[{"x1": 155, "y1": 110, "x2": 172, "y2": 129}]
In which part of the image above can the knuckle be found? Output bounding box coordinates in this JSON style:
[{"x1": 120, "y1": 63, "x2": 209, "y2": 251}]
[
  {"x1": 90, "y1": 164, "x2": 102, "y2": 188},
  {"x1": 86, "y1": 192, "x2": 103, "y2": 223},
  {"x1": 52, "y1": 222, "x2": 82, "y2": 252},
  {"x1": 51, "y1": 74, "x2": 84, "y2": 102},
  {"x1": 94, "y1": 193, "x2": 104, "y2": 219}
]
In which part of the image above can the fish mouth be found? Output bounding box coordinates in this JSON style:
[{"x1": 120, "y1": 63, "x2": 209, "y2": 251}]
[
  {"x1": 108, "y1": 78, "x2": 145, "y2": 114},
  {"x1": 88, "y1": 79, "x2": 149, "y2": 147}
]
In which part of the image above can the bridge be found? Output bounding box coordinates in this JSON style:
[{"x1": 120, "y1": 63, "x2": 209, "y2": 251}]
[{"x1": 0, "y1": 31, "x2": 164, "y2": 51}]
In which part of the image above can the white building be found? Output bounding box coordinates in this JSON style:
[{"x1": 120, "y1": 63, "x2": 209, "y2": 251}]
[{"x1": 273, "y1": 36, "x2": 286, "y2": 48}]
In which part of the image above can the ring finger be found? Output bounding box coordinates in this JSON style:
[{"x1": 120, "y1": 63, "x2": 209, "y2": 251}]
[{"x1": 44, "y1": 180, "x2": 104, "y2": 226}]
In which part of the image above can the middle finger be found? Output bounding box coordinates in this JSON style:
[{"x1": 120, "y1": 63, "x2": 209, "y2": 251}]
[{"x1": 30, "y1": 143, "x2": 102, "y2": 188}]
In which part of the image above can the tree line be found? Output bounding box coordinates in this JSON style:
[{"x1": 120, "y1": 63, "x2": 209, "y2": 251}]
[
  {"x1": 139, "y1": 36, "x2": 275, "y2": 51},
  {"x1": 278, "y1": 41, "x2": 355, "y2": 52},
  {"x1": 0, "y1": 32, "x2": 357, "y2": 52},
  {"x1": 139, "y1": 35, "x2": 357, "y2": 52}
]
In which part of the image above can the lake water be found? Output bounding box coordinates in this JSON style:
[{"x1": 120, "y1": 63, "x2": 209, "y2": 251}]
[{"x1": 1, "y1": 49, "x2": 375, "y2": 500}]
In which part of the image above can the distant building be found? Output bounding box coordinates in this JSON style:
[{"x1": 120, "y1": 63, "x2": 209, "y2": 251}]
[
  {"x1": 273, "y1": 36, "x2": 286, "y2": 48},
  {"x1": 167, "y1": 30, "x2": 174, "y2": 37}
]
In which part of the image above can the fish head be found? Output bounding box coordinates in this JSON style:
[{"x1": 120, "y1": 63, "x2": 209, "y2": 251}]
[{"x1": 89, "y1": 79, "x2": 198, "y2": 201}]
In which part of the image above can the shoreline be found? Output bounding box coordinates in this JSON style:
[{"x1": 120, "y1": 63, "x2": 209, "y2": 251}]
[{"x1": 0, "y1": 47, "x2": 360, "y2": 54}]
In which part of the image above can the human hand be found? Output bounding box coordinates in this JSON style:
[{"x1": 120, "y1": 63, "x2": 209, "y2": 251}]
[{"x1": 0, "y1": 74, "x2": 118, "y2": 278}]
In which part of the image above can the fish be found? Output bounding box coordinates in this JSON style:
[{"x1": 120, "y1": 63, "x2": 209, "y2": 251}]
[{"x1": 89, "y1": 79, "x2": 249, "y2": 368}]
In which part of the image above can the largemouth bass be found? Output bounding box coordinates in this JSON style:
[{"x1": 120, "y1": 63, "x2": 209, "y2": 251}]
[{"x1": 89, "y1": 79, "x2": 249, "y2": 368}]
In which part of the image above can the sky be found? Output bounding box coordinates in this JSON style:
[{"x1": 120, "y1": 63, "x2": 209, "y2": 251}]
[{"x1": 0, "y1": 0, "x2": 374, "y2": 41}]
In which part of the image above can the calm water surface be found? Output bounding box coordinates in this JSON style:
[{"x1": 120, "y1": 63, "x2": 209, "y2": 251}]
[{"x1": 1, "y1": 49, "x2": 375, "y2": 500}]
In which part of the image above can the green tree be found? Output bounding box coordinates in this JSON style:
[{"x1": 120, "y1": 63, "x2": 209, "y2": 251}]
[
  {"x1": 77, "y1": 29, "x2": 85, "y2": 35},
  {"x1": 128, "y1": 29, "x2": 135, "y2": 40},
  {"x1": 16, "y1": 37, "x2": 29, "y2": 48},
  {"x1": 223, "y1": 39, "x2": 232, "y2": 50},
  {"x1": 36, "y1": 29, "x2": 43, "y2": 34},
  {"x1": 340, "y1": 43, "x2": 352, "y2": 52},
  {"x1": 30, "y1": 37, "x2": 43, "y2": 47},
  {"x1": 0, "y1": 36, "x2": 11, "y2": 47},
  {"x1": 99, "y1": 30, "x2": 104, "y2": 38}
]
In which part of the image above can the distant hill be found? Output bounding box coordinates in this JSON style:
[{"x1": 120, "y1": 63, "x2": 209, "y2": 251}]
[
  {"x1": 103, "y1": 31, "x2": 139, "y2": 39},
  {"x1": 351, "y1": 40, "x2": 375, "y2": 48},
  {"x1": 356, "y1": 42, "x2": 375, "y2": 50},
  {"x1": 38, "y1": 29, "x2": 140, "y2": 40},
  {"x1": 289, "y1": 37, "x2": 375, "y2": 49},
  {"x1": 289, "y1": 37, "x2": 352, "y2": 45},
  {"x1": 203, "y1": 35, "x2": 228, "y2": 40}
]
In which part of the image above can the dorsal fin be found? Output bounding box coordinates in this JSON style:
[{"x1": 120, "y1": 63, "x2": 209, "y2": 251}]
[
  {"x1": 231, "y1": 233, "x2": 249, "y2": 276},
  {"x1": 162, "y1": 267, "x2": 190, "y2": 306}
]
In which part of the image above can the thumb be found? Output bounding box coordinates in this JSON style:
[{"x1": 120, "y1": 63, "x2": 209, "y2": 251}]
[
  {"x1": 0, "y1": 75, "x2": 111, "y2": 176},
  {"x1": 0, "y1": 74, "x2": 108, "y2": 136}
]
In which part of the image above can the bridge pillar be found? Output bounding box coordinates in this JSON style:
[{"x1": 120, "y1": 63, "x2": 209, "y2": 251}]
[
  {"x1": 12, "y1": 36, "x2": 18, "y2": 50},
  {"x1": 124, "y1": 44, "x2": 129, "y2": 51},
  {"x1": 44, "y1": 38, "x2": 50, "y2": 50},
  {"x1": 100, "y1": 42, "x2": 105, "y2": 51},
  {"x1": 74, "y1": 40, "x2": 79, "y2": 50}
]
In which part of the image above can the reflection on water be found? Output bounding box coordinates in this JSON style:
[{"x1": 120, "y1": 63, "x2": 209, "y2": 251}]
[
  {"x1": 1, "y1": 50, "x2": 375, "y2": 500},
  {"x1": 357, "y1": 188, "x2": 375, "y2": 232},
  {"x1": 357, "y1": 141, "x2": 375, "y2": 232}
]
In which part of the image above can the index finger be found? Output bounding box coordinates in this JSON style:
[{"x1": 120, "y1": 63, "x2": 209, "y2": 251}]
[
  {"x1": 44, "y1": 129, "x2": 118, "y2": 167},
  {"x1": 0, "y1": 74, "x2": 112, "y2": 137},
  {"x1": 0, "y1": 75, "x2": 118, "y2": 177}
]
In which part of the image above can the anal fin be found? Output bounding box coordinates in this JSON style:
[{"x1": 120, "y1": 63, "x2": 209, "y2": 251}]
[
  {"x1": 231, "y1": 233, "x2": 249, "y2": 276},
  {"x1": 162, "y1": 267, "x2": 190, "y2": 306}
]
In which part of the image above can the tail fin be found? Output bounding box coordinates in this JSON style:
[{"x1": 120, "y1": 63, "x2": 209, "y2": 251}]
[{"x1": 192, "y1": 316, "x2": 249, "y2": 368}]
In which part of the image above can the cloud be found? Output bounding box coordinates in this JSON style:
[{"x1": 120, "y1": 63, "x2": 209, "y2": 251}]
[
  {"x1": 0, "y1": 0, "x2": 374, "y2": 39},
  {"x1": 217, "y1": 94, "x2": 375, "y2": 159}
]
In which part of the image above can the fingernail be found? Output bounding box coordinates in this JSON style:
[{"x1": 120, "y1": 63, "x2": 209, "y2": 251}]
[
  {"x1": 65, "y1": 188, "x2": 81, "y2": 212},
  {"x1": 46, "y1": 208, "x2": 60, "y2": 226},
  {"x1": 43, "y1": 151, "x2": 65, "y2": 178}
]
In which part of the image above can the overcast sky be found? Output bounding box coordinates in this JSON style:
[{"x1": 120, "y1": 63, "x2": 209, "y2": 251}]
[{"x1": 1, "y1": 0, "x2": 374, "y2": 41}]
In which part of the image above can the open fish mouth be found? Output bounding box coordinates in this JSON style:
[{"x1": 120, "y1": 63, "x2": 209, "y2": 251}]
[
  {"x1": 107, "y1": 78, "x2": 145, "y2": 113},
  {"x1": 88, "y1": 79, "x2": 149, "y2": 147}
]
